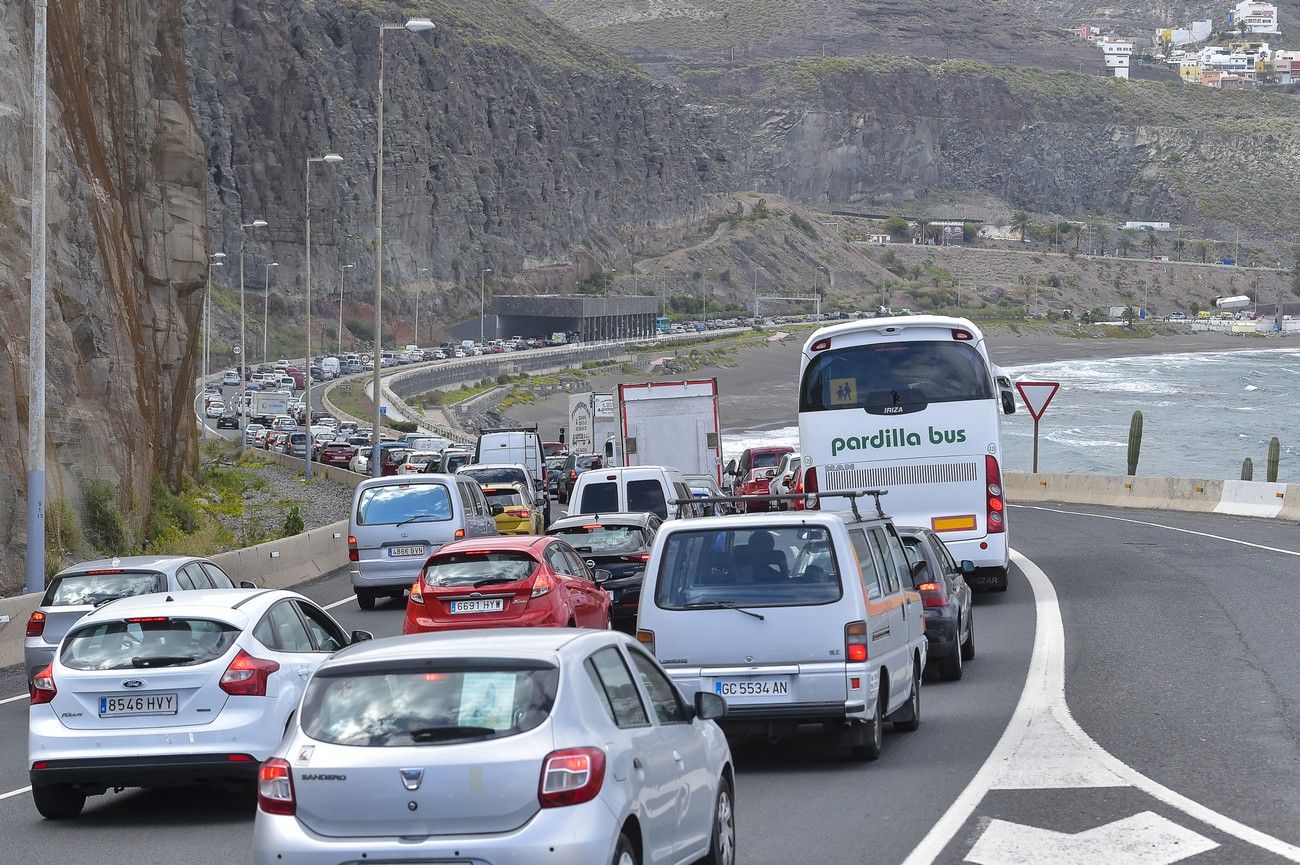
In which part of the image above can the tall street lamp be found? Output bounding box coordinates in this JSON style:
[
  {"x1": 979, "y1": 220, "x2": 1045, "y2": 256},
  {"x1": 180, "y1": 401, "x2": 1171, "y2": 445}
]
[
  {"x1": 480, "y1": 267, "x2": 493, "y2": 343},
  {"x1": 238, "y1": 219, "x2": 268, "y2": 451},
  {"x1": 204, "y1": 254, "x2": 226, "y2": 441},
  {"x1": 338, "y1": 262, "x2": 355, "y2": 358},
  {"x1": 262, "y1": 261, "x2": 279, "y2": 363},
  {"x1": 25, "y1": 0, "x2": 48, "y2": 593},
  {"x1": 415, "y1": 266, "x2": 430, "y2": 346},
  {"x1": 304, "y1": 152, "x2": 345, "y2": 481},
  {"x1": 373, "y1": 16, "x2": 436, "y2": 477}
]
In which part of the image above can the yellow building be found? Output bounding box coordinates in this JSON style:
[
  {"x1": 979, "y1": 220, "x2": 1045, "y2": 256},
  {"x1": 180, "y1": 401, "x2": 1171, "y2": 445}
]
[{"x1": 1179, "y1": 60, "x2": 1203, "y2": 82}]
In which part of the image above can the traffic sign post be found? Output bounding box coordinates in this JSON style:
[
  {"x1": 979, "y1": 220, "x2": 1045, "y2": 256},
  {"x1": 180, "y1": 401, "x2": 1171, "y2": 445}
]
[{"x1": 1014, "y1": 380, "x2": 1060, "y2": 473}]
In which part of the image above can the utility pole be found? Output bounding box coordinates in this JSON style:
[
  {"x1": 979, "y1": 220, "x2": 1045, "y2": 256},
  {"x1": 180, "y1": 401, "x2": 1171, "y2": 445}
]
[
  {"x1": 26, "y1": 0, "x2": 48, "y2": 593},
  {"x1": 204, "y1": 255, "x2": 226, "y2": 441},
  {"x1": 304, "y1": 152, "x2": 344, "y2": 481},
  {"x1": 415, "y1": 266, "x2": 430, "y2": 346},
  {"x1": 262, "y1": 261, "x2": 278, "y2": 363},
  {"x1": 338, "y1": 262, "x2": 354, "y2": 358},
  {"x1": 237, "y1": 219, "x2": 268, "y2": 451}
]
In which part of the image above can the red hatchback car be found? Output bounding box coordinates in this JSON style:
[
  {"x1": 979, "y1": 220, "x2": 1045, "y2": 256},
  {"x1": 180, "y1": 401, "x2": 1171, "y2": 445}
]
[{"x1": 402, "y1": 536, "x2": 612, "y2": 634}]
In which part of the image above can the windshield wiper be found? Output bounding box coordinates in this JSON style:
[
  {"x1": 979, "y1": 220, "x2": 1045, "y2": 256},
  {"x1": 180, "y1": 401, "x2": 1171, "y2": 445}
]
[
  {"x1": 408, "y1": 725, "x2": 497, "y2": 742},
  {"x1": 131, "y1": 655, "x2": 196, "y2": 668},
  {"x1": 396, "y1": 514, "x2": 437, "y2": 528},
  {"x1": 684, "y1": 600, "x2": 765, "y2": 621},
  {"x1": 470, "y1": 577, "x2": 517, "y2": 587}
]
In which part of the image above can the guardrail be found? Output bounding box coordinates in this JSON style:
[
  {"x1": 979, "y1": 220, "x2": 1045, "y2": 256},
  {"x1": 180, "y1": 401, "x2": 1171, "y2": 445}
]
[{"x1": 1007, "y1": 472, "x2": 1299, "y2": 520}]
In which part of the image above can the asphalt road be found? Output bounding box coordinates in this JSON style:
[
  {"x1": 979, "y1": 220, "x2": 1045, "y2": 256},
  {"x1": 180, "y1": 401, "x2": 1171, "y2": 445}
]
[{"x1": 1, "y1": 504, "x2": 1297, "y2": 864}]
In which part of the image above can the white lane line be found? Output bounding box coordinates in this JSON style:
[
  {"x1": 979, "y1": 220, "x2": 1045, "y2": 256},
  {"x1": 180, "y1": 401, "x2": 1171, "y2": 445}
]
[
  {"x1": 901, "y1": 548, "x2": 1300, "y2": 865},
  {"x1": 0, "y1": 786, "x2": 31, "y2": 801},
  {"x1": 1011, "y1": 504, "x2": 1300, "y2": 557},
  {"x1": 0, "y1": 693, "x2": 28, "y2": 706},
  {"x1": 322, "y1": 596, "x2": 353, "y2": 610}
]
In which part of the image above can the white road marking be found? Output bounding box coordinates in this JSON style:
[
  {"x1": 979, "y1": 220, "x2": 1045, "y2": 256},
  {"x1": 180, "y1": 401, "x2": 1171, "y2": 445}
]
[
  {"x1": 0, "y1": 693, "x2": 28, "y2": 706},
  {"x1": 322, "y1": 596, "x2": 353, "y2": 610},
  {"x1": 1011, "y1": 504, "x2": 1300, "y2": 557},
  {"x1": 966, "y1": 811, "x2": 1217, "y2": 865},
  {"x1": 0, "y1": 786, "x2": 31, "y2": 801},
  {"x1": 901, "y1": 549, "x2": 1300, "y2": 865}
]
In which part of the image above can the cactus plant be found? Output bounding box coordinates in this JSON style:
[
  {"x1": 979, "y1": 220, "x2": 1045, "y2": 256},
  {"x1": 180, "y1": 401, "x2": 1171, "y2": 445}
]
[
  {"x1": 1126, "y1": 410, "x2": 1143, "y2": 476},
  {"x1": 1267, "y1": 436, "x2": 1280, "y2": 483},
  {"x1": 1241, "y1": 458, "x2": 1254, "y2": 481}
]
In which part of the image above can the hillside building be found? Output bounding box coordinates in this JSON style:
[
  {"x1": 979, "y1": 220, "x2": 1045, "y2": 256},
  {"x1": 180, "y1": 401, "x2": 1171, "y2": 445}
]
[
  {"x1": 1158, "y1": 20, "x2": 1213, "y2": 47},
  {"x1": 1229, "y1": 1, "x2": 1279, "y2": 34},
  {"x1": 1100, "y1": 40, "x2": 1134, "y2": 78}
]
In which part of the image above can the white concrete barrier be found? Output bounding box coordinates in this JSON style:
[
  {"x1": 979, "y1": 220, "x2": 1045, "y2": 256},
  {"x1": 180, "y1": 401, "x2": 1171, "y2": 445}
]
[
  {"x1": 1008, "y1": 472, "x2": 1296, "y2": 522},
  {"x1": 1214, "y1": 480, "x2": 1288, "y2": 518}
]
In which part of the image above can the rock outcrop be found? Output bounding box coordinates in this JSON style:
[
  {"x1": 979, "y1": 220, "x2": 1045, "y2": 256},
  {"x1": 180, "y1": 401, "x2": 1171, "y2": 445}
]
[{"x1": 0, "y1": 0, "x2": 207, "y2": 593}]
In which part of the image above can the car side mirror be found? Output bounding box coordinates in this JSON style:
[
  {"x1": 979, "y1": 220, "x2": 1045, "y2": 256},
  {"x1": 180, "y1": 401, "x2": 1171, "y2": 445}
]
[
  {"x1": 593, "y1": 568, "x2": 612, "y2": 585},
  {"x1": 349, "y1": 629, "x2": 374, "y2": 644},
  {"x1": 490, "y1": 504, "x2": 504, "y2": 516},
  {"x1": 693, "y1": 691, "x2": 727, "y2": 721},
  {"x1": 724, "y1": 459, "x2": 737, "y2": 475},
  {"x1": 960, "y1": 559, "x2": 976, "y2": 575},
  {"x1": 910, "y1": 560, "x2": 931, "y2": 586},
  {"x1": 238, "y1": 580, "x2": 257, "y2": 589}
]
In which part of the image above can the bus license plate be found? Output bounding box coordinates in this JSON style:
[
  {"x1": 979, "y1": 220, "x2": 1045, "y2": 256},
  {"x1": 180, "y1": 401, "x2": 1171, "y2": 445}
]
[
  {"x1": 713, "y1": 677, "x2": 791, "y2": 698},
  {"x1": 99, "y1": 693, "x2": 178, "y2": 717},
  {"x1": 388, "y1": 545, "x2": 426, "y2": 558},
  {"x1": 450, "y1": 599, "x2": 504, "y2": 614}
]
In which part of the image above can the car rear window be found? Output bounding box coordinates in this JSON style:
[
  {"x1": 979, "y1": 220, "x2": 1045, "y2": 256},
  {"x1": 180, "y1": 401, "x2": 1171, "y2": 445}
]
[
  {"x1": 578, "y1": 481, "x2": 618, "y2": 514},
  {"x1": 423, "y1": 551, "x2": 538, "y2": 587},
  {"x1": 483, "y1": 489, "x2": 526, "y2": 507},
  {"x1": 443, "y1": 453, "x2": 471, "y2": 473},
  {"x1": 654, "y1": 526, "x2": 842, "y2": 609},
  {"x1": 461, "y1": 467, "x2": 527, "y2": 487},
  {"x1": 357, "y1": 484, "x2": 454, "y2": 525},
  {"x1": 551, "y1": 524, "x2": 645, "y2": 555},
  {"x1": 61, "y1": 618, "x2": 240, "y2": 670},
  {"x1": 301, "y1": 662, "x2": 559, "y2": 746},
  {"x1": 42, "y1": 571, "x2": 166, "y2": 607},
  {"x1": 627, "y1": 480, "x2": 668, "y2": 518}
]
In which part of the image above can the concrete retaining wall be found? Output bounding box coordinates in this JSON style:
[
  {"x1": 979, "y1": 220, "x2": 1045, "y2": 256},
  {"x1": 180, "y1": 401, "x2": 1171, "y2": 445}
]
[{"x1": 1007, "y1": 472, "x2": 1298, "y2": 521}]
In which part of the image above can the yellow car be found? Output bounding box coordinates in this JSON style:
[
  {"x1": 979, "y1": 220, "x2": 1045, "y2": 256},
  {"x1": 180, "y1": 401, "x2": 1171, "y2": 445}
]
[{"x1": 482, "y1": 483, "x2": 544, "y2": 535}]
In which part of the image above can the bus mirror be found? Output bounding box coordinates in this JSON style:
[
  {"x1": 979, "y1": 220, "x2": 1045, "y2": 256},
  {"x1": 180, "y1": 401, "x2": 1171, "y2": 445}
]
[{"x1": 1000, "y1": 389, "x2": 1016, "y2": 415}]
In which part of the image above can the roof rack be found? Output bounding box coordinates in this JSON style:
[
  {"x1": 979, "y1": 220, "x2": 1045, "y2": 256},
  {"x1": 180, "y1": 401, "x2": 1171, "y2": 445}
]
[
  {"x1": 670, "y1": 489, "x2": 888, "y2": 521},
  {"x1": 816, "y1": 490, "x2": 888, "y2": 521}
]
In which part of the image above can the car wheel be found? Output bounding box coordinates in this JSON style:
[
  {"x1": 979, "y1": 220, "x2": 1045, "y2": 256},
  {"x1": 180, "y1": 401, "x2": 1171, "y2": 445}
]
[
  {"x1": 611, "y1": 832, "x2": 638, "y2": 865},
  {"x1": 32, "y1": 785, "x2": 86, "y2": 819},
  {"x1": 849, "y1": 690, "x2": 884, "y2": 761},
  {"x1": 960, "y1": 614, "x2": 976, "y2": 661},
  {"x1": 701, "y1": 777, "x2": 736, "y2": 865},
  {"x1": 355, "y1": 590, "x2": 376, "y2": 611},
  {"x1": 938, "y1": 638, "x2": 963, "y2": 681},
  {"x1": 894, "y1": 662, "x2": 922, "y2": 732}
]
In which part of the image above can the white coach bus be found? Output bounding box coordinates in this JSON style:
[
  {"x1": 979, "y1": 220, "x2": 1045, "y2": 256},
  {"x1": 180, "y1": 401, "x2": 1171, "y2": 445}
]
[{"x1": 797, "y1": 316, "x2": 1017, "y2": 589}]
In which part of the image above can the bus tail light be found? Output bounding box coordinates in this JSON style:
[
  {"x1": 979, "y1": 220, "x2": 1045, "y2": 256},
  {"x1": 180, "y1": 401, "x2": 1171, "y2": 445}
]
[
  {"x1": 845, "y1": 621, "x2": 868, "y2": 662},
  {"x1": 951, "y1": 328, "x2": 974, "y2": 341},
  {"x1": 986, "y1": 455, "x2": 1006, "y2": 534},
  {"x1": 801, "y1": 467, "x2": 819, "y2": 510},
  {"x1": 810, "y1": 337, "x2": 831, "y2": 352}
]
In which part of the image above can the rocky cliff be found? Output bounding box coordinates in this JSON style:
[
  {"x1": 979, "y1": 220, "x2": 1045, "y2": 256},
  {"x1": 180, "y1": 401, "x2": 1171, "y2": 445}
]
[
  {"x1": 183, "y1": 0, "x2": 733, "y2": 357},
  {"x1": 0, "y1": 0, "x2": 207, "y2": 593}
]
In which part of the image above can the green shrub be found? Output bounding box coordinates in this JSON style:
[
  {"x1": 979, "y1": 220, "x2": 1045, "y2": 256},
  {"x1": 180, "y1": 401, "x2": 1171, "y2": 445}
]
[
  {"x1": 82, "y1": 479, "x2": 132, "y2": 555},
  {"x1": 789, "y1": 213, "x2": 818, "y2": 239},
  {"x1": 282, "y1": 506, "x2": 305, "y2": 537}
]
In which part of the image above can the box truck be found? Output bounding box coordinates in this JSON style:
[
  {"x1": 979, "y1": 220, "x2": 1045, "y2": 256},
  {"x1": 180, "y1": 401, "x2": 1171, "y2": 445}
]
[
  {"x1": 567, "y1": 392, "x2": 617, "y2": 458},
  {"x1": 616, "y1": 379, "x2": 722, "y2": 480}
]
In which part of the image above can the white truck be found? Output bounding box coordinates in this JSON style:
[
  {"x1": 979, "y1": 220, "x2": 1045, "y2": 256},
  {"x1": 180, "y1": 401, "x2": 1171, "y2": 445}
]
[
  {"x1": 250, "y1": 391, "x2": 290, "y2": 419},
  {"x1": 567, "y1": 392, "x2": 618, "y2": 458},
  {"x1": 616, "y1": 379, "x2": 722, "y2": 479}
]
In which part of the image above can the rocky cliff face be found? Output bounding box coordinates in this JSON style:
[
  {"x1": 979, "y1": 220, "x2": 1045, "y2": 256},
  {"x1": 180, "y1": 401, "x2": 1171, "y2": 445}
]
[
  {"x1": 182, "y1": 0, "x2": 732, "y2": 354},
  {"x1": 0, "y1": 0, "x2": 206, "y2": 593}
]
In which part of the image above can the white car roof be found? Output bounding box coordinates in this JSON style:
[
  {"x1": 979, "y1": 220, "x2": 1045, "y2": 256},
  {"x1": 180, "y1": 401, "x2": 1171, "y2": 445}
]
[
  {"x1": 70, "y1": 588, "x2": 301, "y2": 629},
  {"x1": 322, "y1": 628, "x2": 618, "y2": 670},
  {"x1": 802, "y1": 314, "x2": 986, "y2": 351}
]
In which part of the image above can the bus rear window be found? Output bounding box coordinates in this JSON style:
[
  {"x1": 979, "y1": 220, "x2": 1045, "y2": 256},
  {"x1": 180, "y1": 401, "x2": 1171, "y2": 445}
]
[{"x1": 800, "y1": 341, "x2": 992, "y2": 412}]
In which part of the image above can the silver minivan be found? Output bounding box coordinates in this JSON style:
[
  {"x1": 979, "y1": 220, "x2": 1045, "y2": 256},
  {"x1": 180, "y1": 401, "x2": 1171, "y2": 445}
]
[
  {"x1": 348, "y1": 474, "x2": 499, "y2": 609},
  {"x1": 636, "y1": 509, "x2": 927, "y2": 761}
]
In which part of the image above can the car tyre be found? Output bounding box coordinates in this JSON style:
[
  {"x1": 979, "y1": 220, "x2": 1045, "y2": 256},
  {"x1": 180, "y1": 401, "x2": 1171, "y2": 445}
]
[
  {"x1": 938, "y1": 640, "x2": 963, "y2": 681},
  {"x1": 32, "y1": 785, "x2": 85, "y2": 820},
  {"x1": 612, "y1": 832, "x2": 638, "y2": 865},
  {"x1": 355, "y1": 590, "x2": 376, "y2": 611},
  {"x1": 700, "y1": 777, "x2": 736, "y2": 865},
  {"x1": 893, "y1": 662, "x2": 922, "y2": 732},
  {"x1": 849, "y1": 696, "x2": 884, "y2": 761},
  {"x1": 960, "y1": 614, "x2": 976, "y2": 661}
]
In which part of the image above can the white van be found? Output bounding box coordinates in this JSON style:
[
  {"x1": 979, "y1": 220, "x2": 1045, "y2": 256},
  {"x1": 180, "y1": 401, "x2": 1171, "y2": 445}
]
[
  {"x1": 636, "y1": 507, "x2": 927, "y2": 760},
  {"x1": 475, "y1": 428, "x2": 549, "y2": 522},
  {"x1": 568, "y1": 465, "x2": 699, "y2": 521}
]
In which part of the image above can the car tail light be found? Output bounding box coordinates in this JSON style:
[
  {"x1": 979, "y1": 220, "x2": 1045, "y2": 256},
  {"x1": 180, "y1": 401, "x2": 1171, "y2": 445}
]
[
  {"x1": 951, "y1": 328, "x2": 974, "y2": 341},
  {"x1": 802, "y1": 466, "x2": 819, "y2": 510},
  {"x1": 810, "y1": 337, "x2": 831, "y2": 352},
  {"x1": 569, "y1": 469, "x2": 577, "y2": 480},
  {"x1": 26, "y1": 611, "x2": 46, "y2": 638},
  {"x1": 506, "y1": 507, "x2": 532, "y2": 518},
  {"x1": 348, "y1": 535, "x2": 359, "y2": 563},
  {"x1": 409, "y1": 580, "x2": 424, "y2": 604},
  {"x1": 531, "y1": 574, "x2": 552, "y2": 598},
  {"x1": 538, "y1": 747, "x2": 606, "y2": 808},
  {"x1": 258, "y1": 758, "x2": 296, "y2": 815},
  {"x1": 454, "y1": 528, "x2": 465, "y2": 539},
  {"x1": 623, "y1": 552, "x2": 650, "y2": 563},
  {"x1": 220, "y1": 649, "x2": 280, "y2": 697},
  {"x1": 916, "y1": 582, "x2": 947, "y2": 608},
  {"x1": 845, "y1": 620, "x2": 868, "y2": 663},
  {"x1": 986, "y1": 455, "x2": 1006, "y2": 534},
  {"x1": 30, "y1": 664, "x2": 56, "y2": 705},
  {"x1": 635, "y1": 629, "x2": 655, "y2": 653}
]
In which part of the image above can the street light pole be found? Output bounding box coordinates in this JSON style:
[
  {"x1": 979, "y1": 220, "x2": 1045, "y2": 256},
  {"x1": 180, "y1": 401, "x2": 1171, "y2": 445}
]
[
  {"x1": 480, "y1": 267, "x2": 492, "y2": 343},
  {"x1": 304, "y1": 153, "x2": 345, "y2": 481},
  {"x1": 204, "y1": 255, "x2": 226, "y2": 441},
  {"x1": 262, "y1": 261, "x2": 278, "y2": 363},
  {"x1": 338, "y1": 262, "x2": 354, "y2": 358},
  {"x1": 25, "y1": 0, "x2": 48, "y2": 593},
  {"x1": 373, "y1": 18, "x2": 435, "y2": 478},
  {"x1": 416, "y1": 266, "x2": 430, "y2": 346},
  {"x1": 238, "y1": 219, "x2": 268, "y2": 452}
]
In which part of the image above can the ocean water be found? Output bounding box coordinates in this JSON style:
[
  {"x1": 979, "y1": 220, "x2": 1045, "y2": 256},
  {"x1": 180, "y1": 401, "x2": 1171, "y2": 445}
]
[{"x1": 723, "y1": 348, "x2": 1300, "y2": 482}]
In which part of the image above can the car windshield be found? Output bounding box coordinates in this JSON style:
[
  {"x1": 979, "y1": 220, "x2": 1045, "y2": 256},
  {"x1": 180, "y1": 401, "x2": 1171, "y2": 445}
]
[
  {"x1": 423, "y1": 551, "x2": 537, "y2": 587},
  {"x1": 61, "y1": 618, "x2": 240, "y2": 670},
  {"x1": 483, "y1": 488, "x2": 527, "y2": 507},
  {"x1": 301, "y1": 663, "x2": 559, "y2": 747},
  {"x1": 655, "y1": 526, "x2": 842, "y2": 609},
  {"x1": 357, "y1": 484, "x2": 454, "y2": 525},
  {"x1": 43, "y1": 571, "x2": 166, "y2": 607},
  {"x1": 800, "y1": 341, "x2": 992, "y2": 412},
  {"x1": 750, "y1": 451, "x2": 785, "y2": 469},
  {"x1": 461, "y1": 467, "x2": 527, "y2": 486},
  {"x1": 550, "y1": 524, "x2": 645, "y2": 554}
]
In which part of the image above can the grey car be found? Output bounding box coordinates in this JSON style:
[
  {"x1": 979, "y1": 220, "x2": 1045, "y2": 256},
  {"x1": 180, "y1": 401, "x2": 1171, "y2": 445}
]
[
  {"x1": 252, "y1": 629, "x2": 735, "y2": 865},
  {"x1": 348, "y1": 474, "x2": 499, "y2": 610},
  {"x1": 22, "y1": 555, "x2": 253, "y2": 682}
]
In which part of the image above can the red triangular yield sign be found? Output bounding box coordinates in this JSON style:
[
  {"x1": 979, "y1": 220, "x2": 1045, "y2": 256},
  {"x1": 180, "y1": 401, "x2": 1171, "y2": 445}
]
[{"x1": 1015, "y1": 380, "x2": 1060, "y2": 421}]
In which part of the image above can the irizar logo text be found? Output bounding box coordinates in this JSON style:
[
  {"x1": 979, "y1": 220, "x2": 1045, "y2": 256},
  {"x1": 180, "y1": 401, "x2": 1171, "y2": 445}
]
[{"x1": 832, "y1": 426, "x2": 967, "y2": 456}]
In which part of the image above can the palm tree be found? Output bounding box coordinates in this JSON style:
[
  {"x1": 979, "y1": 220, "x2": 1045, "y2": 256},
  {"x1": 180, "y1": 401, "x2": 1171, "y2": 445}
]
[
  {"x1": 1143, "y1": 231, "x2": 1159, "y2": 258},
  {"x1": 1010, "y1": 212, "x2": 1031, "y2": 242},
  {"x1": 1093, "y1": 224, "x2": 1110, "y2": 256},
  {"x1": 1173, "y1": 236, "x2": 1186, "y2": 261},
  {"x1": 1118, "y1": 232, "x2": 1133, "y2": 258},
  {"x1": 1197, "y1": 240, "x2": 1214, "y2": 263}
]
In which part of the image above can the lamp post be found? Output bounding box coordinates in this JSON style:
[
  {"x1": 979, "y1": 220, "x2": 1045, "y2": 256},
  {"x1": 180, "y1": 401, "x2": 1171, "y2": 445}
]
[
  {"x1": 480, "y1": 267, "x2": 492, "y2": 343},
  {"x1": 415, "y1": 266, "x2": 430, "y2": 346},
  {"x1": 238, "y1": 219, "x2": 268, "y2": 451},
  {"x1": 373, "y1": 17, "x2": 435, "y2": 477},
  {"x1": 338, "y1": 262, "x2": 354, "y2": 358},
  {"x1": 262, "y1": 261, "x2": 278, "y2": 363},
  {"x1": 304, "y1": 152, "x2": 345, "y2": 481},
  {"x1": 25, "y1": 0, "x2": 48, "y2": 593},
  {"x1": 204, "y1": 255, "x2": 226, "y2": 441}
]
